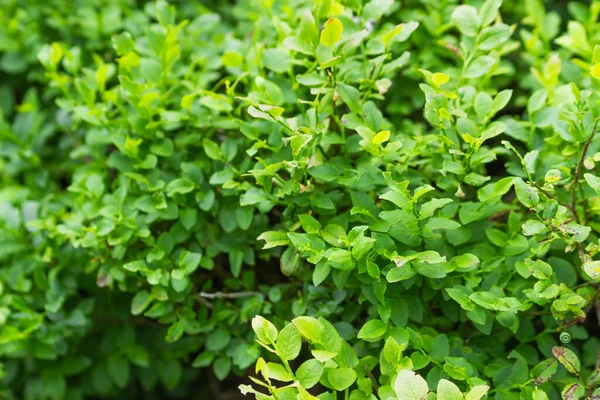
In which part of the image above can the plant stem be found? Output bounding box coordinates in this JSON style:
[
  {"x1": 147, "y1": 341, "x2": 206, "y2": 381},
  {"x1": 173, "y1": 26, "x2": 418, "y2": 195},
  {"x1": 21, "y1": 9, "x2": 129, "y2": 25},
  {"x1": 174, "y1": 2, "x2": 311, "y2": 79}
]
[
  {"x1": 198, "y1": 291, "x2": 259, "y2": 299},
  {"x1": 572, "y1": 117, "x2": 599, "y2": 222}
]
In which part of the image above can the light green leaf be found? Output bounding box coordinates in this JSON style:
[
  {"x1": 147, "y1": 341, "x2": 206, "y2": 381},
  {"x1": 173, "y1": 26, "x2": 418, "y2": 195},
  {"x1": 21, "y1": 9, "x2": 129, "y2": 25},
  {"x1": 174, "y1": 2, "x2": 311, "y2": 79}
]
[
  {"x1": 437, "y1": 379, "x2": 463, "y2": 400},
  {"x1": 465, "y1": 385, "x2": 490, "y2": 400},
  {"x1": 357, "y1": 319, "x2": 387, "y2": 341},
  {"x1": 583, "y1": 261, "x2": 600, "y2": 281},
  {"x1": 275, "y1": 323, "x2": 302, "y2": 361},
  {"x1": 452, "y1": 5, "x2": 480, "y2": 37},
  {"x1": 327, "y1": 368, "x2": 357, "y2": 391},
  {"x1": 464, "y1": 56, "x2": 495, "y2": 78},
  {"x1": 382, "y1": 24, "x2": 403, "y2": 46},
  {"x1": 292, "y1": 317, "x2": 321, "y2": 343},
  {"x1": 251, "y1": 316, "x2": 278, "y2": 344},
  {"x1": 514, "y1": 177, "x2": 539, "y2": 208},
  {"x1": 584, "y1": 173, "x2": 600, "y2": 195},
  {"x1": 296, "y1": 359, "x2": 323, "y2": 389},
  {"x1": 320, "y1": 18, "x2": 343, "y2": 47},
  {"x1": 394, "y1": 369, "x2": 429, "y2": 400}
]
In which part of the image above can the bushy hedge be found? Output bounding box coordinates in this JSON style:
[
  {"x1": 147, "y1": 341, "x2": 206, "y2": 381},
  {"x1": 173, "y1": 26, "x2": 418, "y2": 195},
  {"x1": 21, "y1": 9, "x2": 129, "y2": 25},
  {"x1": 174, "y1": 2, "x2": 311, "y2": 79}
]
[{"x1": 2, "y1": 0, "x2": 600, "y2": 399}]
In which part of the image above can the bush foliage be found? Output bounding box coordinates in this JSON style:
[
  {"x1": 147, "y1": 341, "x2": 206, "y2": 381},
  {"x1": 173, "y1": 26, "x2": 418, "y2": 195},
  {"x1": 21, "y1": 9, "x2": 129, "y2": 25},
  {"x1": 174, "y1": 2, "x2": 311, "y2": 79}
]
[{"x1": 2, "y1": 0, "x2": 600, "y2": 399}]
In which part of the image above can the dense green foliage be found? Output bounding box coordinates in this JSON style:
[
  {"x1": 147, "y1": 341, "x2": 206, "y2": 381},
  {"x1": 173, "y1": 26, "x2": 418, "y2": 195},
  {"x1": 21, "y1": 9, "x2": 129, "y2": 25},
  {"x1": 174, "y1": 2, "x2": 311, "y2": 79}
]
[{"x1": 2, "y1": 0, "x2": 600, "y2": 399}]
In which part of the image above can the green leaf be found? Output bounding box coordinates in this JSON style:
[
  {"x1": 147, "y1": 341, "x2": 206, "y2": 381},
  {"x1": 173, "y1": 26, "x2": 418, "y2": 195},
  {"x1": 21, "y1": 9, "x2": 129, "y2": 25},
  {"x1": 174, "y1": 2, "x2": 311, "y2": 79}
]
[
  {"x1": 478, "y1": 24, "x2": 512, "y2": 50},
  {"x1": 221, "y1": 51, "x2": 244, "y2": 67},
  {"x1": 561, "y1": 383, "x2": 585, "y2": 400},
  {"x1": 298, "y1": 214, "x2": 321, "y2": 233},
  {"x1": 327, "y1": 367, "x2": 357, "y2": 391},
  {"x1": 382, "y1": 24, "x2": 403, "y2": 46},
  {"x1": 292, "y1": 317, "x2": 321, "y2": 343},
  {"x1": 296, "y1": 359, "x2": 323, "y2": 389},
  {"x1": 251, "y1": 316, "x2": 278, "y2": 344},
  {"x1": 283, "y1": 36, "x2": 313, "y2": 55},
  {"x1": 257, "y1": 231, "x2": 289, "y2": 249},
  {"x1": 424, "y1": 218, "x2": 461, "y2": 234},
  {"x1": 107, "y1": 354, "x2": 130, "y2": 389},
  {"x1": 262, "y1": 48, "x2": 291, "y2": 73},
  {"x1": 179, "y1": 251, "x2": 201, "y2": 274},
  {"x1": 387, "y1": 264, "x2": 417, "y2": 282},
  {"x1": 522, "y1": 220, "x2": 545, "y2": 236},
  {"x1": 280, "y1": 247, "x2": 299, "y2": 276},
  {"x1": 363, "y1": 0, "x2": 394, "y2": 20},
  {"x1": 552, "y1": 346, "x2": 580, "y2": 375},
  {"x1": 266, "y1": 362, "x2": 293, "y2": 382},
  {"x1": 337, "y1": 82, "x2": 361, "y2": 115},
  {"x1": 479, "y1": 0, "x2": 502, "y2": 26},
  {"x1": 213, "y1": 357, "x2": 231, "y2": 381},
  {"x1": 524, "y1": 150, "x2": 539, "y2": 174},
  {"x1": 275, "y1": 323, "x2": 302, "y2": 361},
  {"x1": 240, "y1": 187, "x2": 268, "y2": 206},
  {"x1": 452, "y1": 254, "x2": 480, "y2": 270},
  {"x1": 430, "y1": 334, "x2": 450, "y2": 362},
  {"x1": 584, "y1": 173, "x2": 600, "y2": 195},
  {"x1": 514, "y1": 177, "x2": 539, "y2": 208},
  {"x1": 452, "y1": 5, "x2": 480, "y2": 37},
  {"x1": 85, "y1": 174, "x2": 105, "y2": 197},
  {"x1": 131, "y1": 291, "x2": 152, "y2": 315},
  {"x1": 464, "y1": 56, "x2": 495, "y2": 78},
  {"x1": 206, "y1": 329, "x2": 231, "y2": 352},
  {"x1": 313, "y1": 260, "x2": 331, "y2": 286},
  {"x1": 357, "y1": 319, "x2": 387, "y2": 342},
  {"x1": 531, "y1": 359, "x2": 558, "y2": 385},
  {"x1": 192, "y1": 353, "x2": 214, "y2": 368},
  {"x1": 203, "y1": 138, "x2": 223, "y2": 161},
  {"x1": 420, "y1": 198, "x2": 453, "y2": 219},
  {"x1": 474, "y1": 92, "x2": 493, "y2": 118},
  {"x1": 166, "y1": 178, "x2": 195, "y2": 197},
  {"x1": 526, "y1": 259, "x2": 553, "y2": 280}
]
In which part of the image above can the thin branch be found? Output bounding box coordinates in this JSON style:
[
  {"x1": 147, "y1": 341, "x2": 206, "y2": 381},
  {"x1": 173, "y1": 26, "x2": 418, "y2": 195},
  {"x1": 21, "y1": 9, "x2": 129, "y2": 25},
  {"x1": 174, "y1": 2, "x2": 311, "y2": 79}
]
[
  {"x1": 596, "y1": 300, "x2": 600, "y2": 370},
  {"x1": 199, "y1": 291, "x2": 259, "y2": 299},
  {"x1": 572, "y1": 117, "x2": 600, "y2": 219},
  {"x1": 364, "y1": 366, "x2": 380, "y2": 391},
  {"x1": 198, "y1": 297, "x2": 214, "y2": 309},
  {"x1": 444, "y1": 42, "x2": 463, "y2": 59}
]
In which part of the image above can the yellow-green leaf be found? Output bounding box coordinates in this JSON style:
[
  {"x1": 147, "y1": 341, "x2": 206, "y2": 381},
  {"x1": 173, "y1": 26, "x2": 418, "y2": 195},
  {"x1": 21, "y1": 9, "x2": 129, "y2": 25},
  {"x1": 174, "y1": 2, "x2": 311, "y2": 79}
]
[
  {"x1": 320, "y1": 18, "x2": 343, "y2": 48},
  {"x1": 382, "y1": 24, "x2": 403, "y2": 46},
  {"x1": 372, "y1": 130, "x2": 390, "y2": 145},
  {"x1": 181, "y1": 94, "x2": 195, "y2": 111},
  {"x1": 432, "y1": 72, "x2": 450, "y2": 86},
  {"x1": 591, "y1": 63, "x2": 600, "y2": 79},
  {"x1": 139, "y1": 92, "x2": 159, "y2": 108}
]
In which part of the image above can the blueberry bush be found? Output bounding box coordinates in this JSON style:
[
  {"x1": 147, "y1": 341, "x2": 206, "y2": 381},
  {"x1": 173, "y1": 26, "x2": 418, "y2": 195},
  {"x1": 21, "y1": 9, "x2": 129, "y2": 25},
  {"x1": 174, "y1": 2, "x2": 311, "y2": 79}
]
[{"x1": 2, "y1": 0, "x2": 600, "y2": 399}]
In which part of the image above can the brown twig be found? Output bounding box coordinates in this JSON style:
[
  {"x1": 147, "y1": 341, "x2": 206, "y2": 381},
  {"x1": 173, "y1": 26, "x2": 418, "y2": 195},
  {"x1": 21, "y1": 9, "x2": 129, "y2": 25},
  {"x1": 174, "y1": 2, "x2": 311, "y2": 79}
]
[
  {"x1": 572, "y1": 118, "x2": 600, "y2": 220},
  {"x1": 199, "y1": 291, "x2": 259, "y2": 299},
  {"x1": 444, "y1": 42, "x2": 463, "y2": 59},
  {"x1": 364, "y1": 365, "x2": 380, "y2": 391},
  {"x1": 596, "y1": 301, "x2": 600, "y2": 370}
]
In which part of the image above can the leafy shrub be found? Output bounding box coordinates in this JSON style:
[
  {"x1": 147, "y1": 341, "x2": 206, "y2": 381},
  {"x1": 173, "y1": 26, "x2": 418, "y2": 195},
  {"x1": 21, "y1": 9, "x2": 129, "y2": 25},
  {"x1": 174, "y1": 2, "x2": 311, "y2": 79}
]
[{"x1": 2, "y1": 0, "x2": 600, "y2": 399}]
